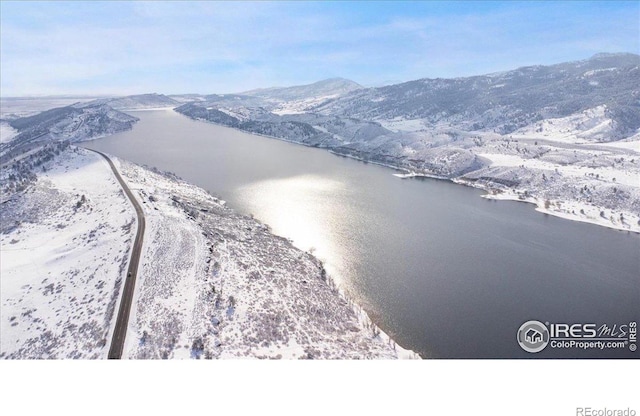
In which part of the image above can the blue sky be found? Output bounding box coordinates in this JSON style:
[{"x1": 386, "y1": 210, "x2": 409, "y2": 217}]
[{"x1": 1, "y1": 1, "x2": 638, "y2": 96}]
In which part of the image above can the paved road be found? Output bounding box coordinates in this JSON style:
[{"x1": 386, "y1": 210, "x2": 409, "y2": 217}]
[{"x1": 88, "y1": 149, "x2": 145, "y2": 359}]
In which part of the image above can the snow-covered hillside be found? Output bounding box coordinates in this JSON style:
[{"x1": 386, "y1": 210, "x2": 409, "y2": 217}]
[
  {"x1": 315, "y1": 53, "x2": 640, "y2": 137},
  {"x1": 1, "y1": 103, "x2": 138, "y2": 162},
  {"x1": 182, "y1": 78, "x2": 364, "y2": 116},
  {"x1": 248, "y1": 78, "x2": 364, "y2": 115},
  {"x1": 1, "y1": 146, "x2": 415, "y2": 359},
  {"x1": 511, "y1": 105, "x2": 622, "y2": 144},
  {"x1": 1, "y1": 145, "x2": 135, "y2": 358}
]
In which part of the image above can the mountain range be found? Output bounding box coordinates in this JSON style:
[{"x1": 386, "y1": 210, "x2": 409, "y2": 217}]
[{"x1": 314, "y1": 52, "x2": 640, "y2": 138}]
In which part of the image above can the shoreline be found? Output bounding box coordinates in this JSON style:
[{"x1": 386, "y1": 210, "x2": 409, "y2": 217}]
[
  {"x1": 486, "y1": 193, "x2": 640, "y2": 234},
  {"x1": 331, "y1": 150, "x2": 640, "y2": 234},
  {"x1": 174, "y1": 111, "x2": 640, "y2": 235},
  {"x1": 316, "y1": 262, "x2": 421, "y2": 359},
  {"x1": 454, "y1": 178, "x2": 640, "y2": 234}
]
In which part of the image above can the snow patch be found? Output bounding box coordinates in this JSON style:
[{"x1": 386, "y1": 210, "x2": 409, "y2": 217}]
[
  {"x1": 0, "y1": 123, "x2": 19, "y2": 144},
  {"x1": 583, "y1": 67, "x2": 617, "y2": 77},
  {"x1": 378, "y1": 118, "x2": 426, "y2": 133}
]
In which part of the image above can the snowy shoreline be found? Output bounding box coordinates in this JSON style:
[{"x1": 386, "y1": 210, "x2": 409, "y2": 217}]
[
  {"x1": 477, "y1": 187, "x2": 640, "y2": 234},
  {"x1": 387, "y1": 166, "x2": 639, "y2": 233},
  {"x1": 176, "y1": 111, "x2": 639, "y2": 234},
  {"x1": 335, "y1": 149, "x2": 640, "y2": 235},
  {"x1": 316, "y1": 270, "x2": 420, "y2": 359}
]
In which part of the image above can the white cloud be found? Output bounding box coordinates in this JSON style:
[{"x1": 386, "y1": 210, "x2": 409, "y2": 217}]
[{"x1": 1, "y1": 1, "x2": 638, "y2": 96}]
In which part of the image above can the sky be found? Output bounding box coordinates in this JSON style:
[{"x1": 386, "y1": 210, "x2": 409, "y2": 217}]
[{"x1": 1, "y1": 1, "x2": 638, "y2": 96}]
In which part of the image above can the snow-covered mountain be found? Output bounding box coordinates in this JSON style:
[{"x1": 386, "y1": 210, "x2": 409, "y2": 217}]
[
  {"x1": 179, "y1": 53, "x2": 640, "y2": 154},
  {"x1": 315, "y1": 53, "x2": 640, "y2": 139}
]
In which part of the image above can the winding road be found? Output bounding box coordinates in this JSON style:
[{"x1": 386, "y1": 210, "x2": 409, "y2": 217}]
[{"x1": 88, "y1": 149, "x2": 145, "y2": 359}]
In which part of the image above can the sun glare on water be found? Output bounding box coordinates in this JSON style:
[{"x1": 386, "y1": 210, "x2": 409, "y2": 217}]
[{"x1": 235, "y1": 174, "x2": 352, "y2": 285}]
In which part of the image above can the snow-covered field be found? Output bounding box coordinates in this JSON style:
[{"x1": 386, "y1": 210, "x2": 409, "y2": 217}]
[
  {"x1": 511, "y1": 105, "x2": 620, "y2": 144},
  {"x1": 378, "y1": 117, "x2": 428, "y2": 133},
  {"x1": 0, "y1": 97, "x2": 98, "y2": 119},
  {"x1": 476, "y1": 152, "x2": 638, "y2": 188},
  {"x1": 0, "y1": 148, "x2": 135, "y2": 358},
  {"x1": 1, "y1": 147, "x2": 415, "y2": 359}
]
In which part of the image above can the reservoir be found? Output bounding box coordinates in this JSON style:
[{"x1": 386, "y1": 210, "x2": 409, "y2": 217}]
[{"x1": 85, "y1": 109, "x2": 640, "y2": 358}]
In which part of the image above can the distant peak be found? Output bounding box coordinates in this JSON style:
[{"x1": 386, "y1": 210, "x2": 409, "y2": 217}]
[{"x1": 320, "y1": 77, "x2": 360, "y2": 83}]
